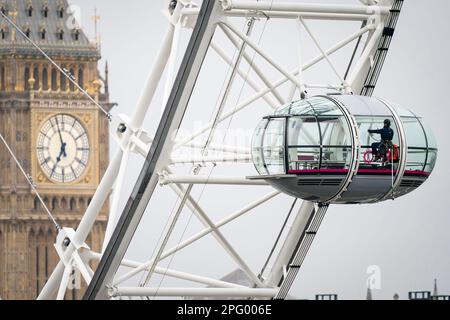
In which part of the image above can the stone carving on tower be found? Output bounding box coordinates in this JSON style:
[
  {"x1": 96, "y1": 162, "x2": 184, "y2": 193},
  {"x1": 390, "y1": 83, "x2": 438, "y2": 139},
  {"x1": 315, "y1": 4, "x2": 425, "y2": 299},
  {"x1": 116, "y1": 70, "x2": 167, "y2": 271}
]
[{"x1": 0, "y1": 0, "x2": 113, "y2": 299}]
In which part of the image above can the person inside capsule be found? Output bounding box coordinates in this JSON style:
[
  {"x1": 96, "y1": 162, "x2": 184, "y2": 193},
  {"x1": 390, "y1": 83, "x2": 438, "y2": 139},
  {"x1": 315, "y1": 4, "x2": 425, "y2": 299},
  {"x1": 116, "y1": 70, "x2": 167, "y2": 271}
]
[{"x1": 368, "y1": 118, "x2": 394, "y2": 162}]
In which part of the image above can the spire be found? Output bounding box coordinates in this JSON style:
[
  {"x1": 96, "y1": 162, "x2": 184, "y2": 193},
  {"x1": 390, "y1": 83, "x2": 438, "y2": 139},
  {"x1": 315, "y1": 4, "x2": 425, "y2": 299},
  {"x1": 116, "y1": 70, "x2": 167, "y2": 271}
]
[
  {"x1": 366, "y1": 285, "x2": 373, "y2": 300},
  {"x1": 433, "y1": 278, "x2": 438, "y2": 297},
  {"x1": 10, "y1": 2, "x2": 18, "y2": 43},
  {"x1": 91, "y1": 7, "x2": 101, "y2": 50},
  {"x1": 104, "y1": 60, "x2": 109, "y2": 94}
]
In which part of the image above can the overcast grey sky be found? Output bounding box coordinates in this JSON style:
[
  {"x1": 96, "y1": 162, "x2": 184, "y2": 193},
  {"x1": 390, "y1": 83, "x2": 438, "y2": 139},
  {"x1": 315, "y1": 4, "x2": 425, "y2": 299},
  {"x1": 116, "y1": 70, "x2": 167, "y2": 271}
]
[{"x1": 71, "y1": 0, "x2": 450, "y2": 300}]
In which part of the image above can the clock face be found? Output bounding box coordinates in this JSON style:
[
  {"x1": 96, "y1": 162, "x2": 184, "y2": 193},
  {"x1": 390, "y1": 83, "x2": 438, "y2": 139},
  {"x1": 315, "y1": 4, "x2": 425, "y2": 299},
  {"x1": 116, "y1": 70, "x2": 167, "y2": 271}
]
[{"x1": 36, "y1": 114, "x2": 90, "y2": 183}]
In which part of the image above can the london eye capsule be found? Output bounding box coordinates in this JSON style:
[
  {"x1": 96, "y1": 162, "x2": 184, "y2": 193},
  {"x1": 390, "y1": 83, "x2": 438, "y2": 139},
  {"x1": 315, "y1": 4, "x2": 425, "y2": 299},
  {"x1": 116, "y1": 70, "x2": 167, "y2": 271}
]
[{"x1": 251, "y1": 95, "x2": 437, "y2": 204}]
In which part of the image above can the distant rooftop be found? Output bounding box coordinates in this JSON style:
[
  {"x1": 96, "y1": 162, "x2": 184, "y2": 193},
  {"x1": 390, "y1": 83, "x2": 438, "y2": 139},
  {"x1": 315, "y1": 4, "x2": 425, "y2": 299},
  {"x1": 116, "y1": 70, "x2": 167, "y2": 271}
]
[{"x1": 0, "y1": 0, "x2": 99, "y2": 58}]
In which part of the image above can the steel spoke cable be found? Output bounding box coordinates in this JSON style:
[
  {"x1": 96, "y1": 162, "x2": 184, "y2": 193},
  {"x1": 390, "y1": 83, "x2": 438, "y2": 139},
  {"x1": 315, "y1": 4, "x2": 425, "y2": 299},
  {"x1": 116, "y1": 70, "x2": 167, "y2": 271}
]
[
  {"x1": 202, "y1": 19, "x2": 255, "y2": 152},
  {"x1": 153, "y1": 5, "x2": 274, "y2": 297},
  {"x1": 140, "y1": 2, "x2": 275, "y2": 298},
  {"x1": 137, "y1": 187, "x2": 183, "y2": 288},
  {"x1": 145, "y1": 21, "x2": 256, "y2": 296},
  {"x1": 202, "y1": 17, "x2": 251, "y2": 150},
  {"x1": 151, "y1": 165, "x2": 215, "y2": 299},
  {"x1": 258, "y1": 198, "x2": 297, "y2": 280},
  {"x1": 224, "y1": 12, "x2": 271, "y2": 134},
  {"x1": 218, "y1": 0, "x2": 280, "y2": 291},
  {"x1": 0, "y1": 131, "x2": 61, "y2": 231},
  {"x1": 0, "y1": 10, "x2": 112, "y2": 121},
  {"x1": 144, "y1": 43, "x2": 242, "y2": 291},
  {"x1": 140, "y1": 176, "x2": 196, "y2": 292},
  {"x1": 139, "y1": 15, "x2": 254, "y2": 295},
  {"x1": 136, "y1": 19, "x2": 247, "y2": 293}
]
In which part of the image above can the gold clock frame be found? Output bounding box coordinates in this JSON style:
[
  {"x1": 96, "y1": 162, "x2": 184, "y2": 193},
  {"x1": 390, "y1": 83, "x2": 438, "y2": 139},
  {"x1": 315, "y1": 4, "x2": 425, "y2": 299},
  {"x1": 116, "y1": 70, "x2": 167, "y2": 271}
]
[{"x1": 31, "y1": 109, "x2": 100, "y2": 194}]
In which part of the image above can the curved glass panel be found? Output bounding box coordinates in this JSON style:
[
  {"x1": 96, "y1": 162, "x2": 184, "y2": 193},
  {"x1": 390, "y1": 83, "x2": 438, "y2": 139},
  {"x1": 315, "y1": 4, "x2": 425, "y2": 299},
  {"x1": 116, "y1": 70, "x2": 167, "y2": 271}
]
[
  {"x1": 321, "y1": 147, "x2": 352, "y2": 170},
  {"x1": 402, "y1": 117, "x2": 426, "y2": 148},
  {"x1": 425, "y1": 149, "x2": 437, "y2": 173},
  {"x1": 420, "y1": 119, "x2": 437, "y2": 149},
  {"x1": 389, "y1": 102, "x2": 417, "y2": 117},
  {"x1": 404, "y1": 148, "x2": 427, "y2": 171},
  {"x1": 273, "y1": 101, "x2": 295, "y2": 115},
  {"x1": 287, "y1": 117, "x2": 320, "y2": 146},
  {"x1": 419, "y1": 118, "x2": 437, "y2": 173},
  {"x1": 318, "y1": 115, "x2": 352, "y2": 170},
  {"x1": 273, "y1": 97, "x2": 344, "y2": 116},
  {"x1": 288, "y1": 99, "x2": 315, "y2": 116},
  {"x1": 288, "y1": 146, "x2": 320, "y2": 171},
  {"x1": 319, "y1": 116, "x2": 351, "y2": 146},
  {"x1": 401, "y1": 117, "x2": 427, "y2": 172},
  {"x1": 263, "y1": 119, "x2": 285, "y2": 174},
  {"x1": 357, "y1": 116, "x2": 400, "y2": 147},
  {"x1": 309, "y1": 97, "x2": 343, "y2": 116},
  {"x1": 251, "y1": 119, "x2": 269, "y2": 175},
  {"x1": 334, "y1": 95, "x2": 392, "y2": 116},
  {"x1": 274, "y1": 99, "x2": 313, "y2": 116},
  {"x1": 356, "y1": 115, "x2": 400, "y2": 172},
  {"x1": 286, "y1": 113, "x2": 352, "y2": 172},
  {"x1": 287, "y1": 116, "x2": 320, "y2": 172}
]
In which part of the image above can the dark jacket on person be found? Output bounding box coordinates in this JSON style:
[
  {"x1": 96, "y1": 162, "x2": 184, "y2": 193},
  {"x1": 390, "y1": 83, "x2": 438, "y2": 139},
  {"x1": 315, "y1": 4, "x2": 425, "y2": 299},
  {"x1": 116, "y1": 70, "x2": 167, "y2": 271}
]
[{"x1": 368, "y1": 127, "x2": 394, "y2": 141}]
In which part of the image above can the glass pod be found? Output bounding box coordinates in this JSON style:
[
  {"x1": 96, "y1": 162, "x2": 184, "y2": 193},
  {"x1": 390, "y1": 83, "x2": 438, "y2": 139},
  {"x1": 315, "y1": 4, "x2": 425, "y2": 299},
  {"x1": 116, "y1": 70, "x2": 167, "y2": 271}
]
[{"x1": 251, "y1": 95, "x2": 437, "y2": 204}]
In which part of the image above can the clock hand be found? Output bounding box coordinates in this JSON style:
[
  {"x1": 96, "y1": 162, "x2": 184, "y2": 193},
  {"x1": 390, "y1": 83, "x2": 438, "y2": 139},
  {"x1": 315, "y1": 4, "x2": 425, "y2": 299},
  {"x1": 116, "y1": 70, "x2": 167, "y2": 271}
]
[
  {"x1": 55, "y1": 116, "x2": 65, "y2": 146},
  {"x1": 56, "y1": 143, "x2": 67, "y2": 162},
  {"x1": 62, "y1": 142, "x2": 67, "y2": 157},
  {"x1": 55, "y1": 116, "x2": 67, "y2": 162},
  {"x1": 56, "y1": 150, "x2": 63, "y2": 162}
]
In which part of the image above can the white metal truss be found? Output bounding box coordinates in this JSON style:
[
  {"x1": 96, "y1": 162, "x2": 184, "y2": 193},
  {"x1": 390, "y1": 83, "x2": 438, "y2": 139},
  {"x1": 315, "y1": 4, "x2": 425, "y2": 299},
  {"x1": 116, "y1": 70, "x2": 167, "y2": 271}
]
[{"x1": 30, "y1": 0, "x2": 403, "y2": 300}]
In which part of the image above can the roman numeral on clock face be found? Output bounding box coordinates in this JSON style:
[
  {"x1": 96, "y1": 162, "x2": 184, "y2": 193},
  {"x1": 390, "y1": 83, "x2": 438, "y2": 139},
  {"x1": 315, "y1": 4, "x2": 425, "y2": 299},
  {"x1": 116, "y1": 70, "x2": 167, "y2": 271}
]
[{"x1": 36, "y1": 114, "x2": 90, "y2": 183}]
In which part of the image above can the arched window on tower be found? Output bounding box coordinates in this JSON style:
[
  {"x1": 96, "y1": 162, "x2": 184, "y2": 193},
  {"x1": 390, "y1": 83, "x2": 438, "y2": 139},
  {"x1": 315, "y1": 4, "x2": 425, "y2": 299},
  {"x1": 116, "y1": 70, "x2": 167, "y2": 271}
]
[
  {"x1": 69, "y1": 198, "x2": 76, "y2": 211},
  {"x1": 24, "y1": 67, "x2": 30, "y2": 90},
  {"x1": 78, "y1": 67, "x2": 84, "y2": 88},
  {"x1": 0, "y1": 6, "x2": 7, "y2": 15},
  {"x1": 73, "y1": 29, "x2": 80, "y2": 41},
  {"x1": 0, "y1": 28, "x2": 6, "y2": 40},
  {"x1": 27, "y1": 5, "x2": 33, "y2": 17},
  {"x1": 57, "y1": 28, "x2": 64, "y2": 41},
  {"x1": 33, "y1": 66, "x2": 39, "y2": 90},
  {"x1": 51, "y1": 198, "x2": 58, "y2": 210},
  {"x1": 51, "y1": 68, "x2": 57, "y2": 91},
  {"x1": 44, "y1": 244, "x2": 49, "y2": 282},
  {"x1": 25, "y1": 28, "x2": 31, "y2": 38},
  {"x1": 42, "y1": 67, "x2": 48, "y2": 90},
  {"x1": 42, "y1": 6, "x2": 48, "y2": 18},
  {"x1": 60, "y1": 66, "x2": 67, "y2": 91},
  {"x1": 79, "y1": 197, "x2": 85, "y2": 210},
  {"x1": 0, "y1": 65, "x2": 5, "y2": 91},
  {"x1": 69, "y1": 68, "x2": 75, "y2": 91},
  {"x1": 58, "y1": 7, "x2": 64, "y2": 18},
  {"x1": 33, "y1": 196, "x2": 40, "y2": 210},
  {"x1": 40, "y1": 28, "x2": 46, "y2": 40},
  {"x1": 61, "y1": 197, "x2": 67, "y2": 210}
]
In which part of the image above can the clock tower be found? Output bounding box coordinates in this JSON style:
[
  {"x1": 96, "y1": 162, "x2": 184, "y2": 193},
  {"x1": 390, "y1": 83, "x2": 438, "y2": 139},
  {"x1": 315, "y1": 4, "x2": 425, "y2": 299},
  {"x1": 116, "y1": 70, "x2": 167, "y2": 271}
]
[{"x1": 0, "y1": 0, "x2": 113, "y2": 299}]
